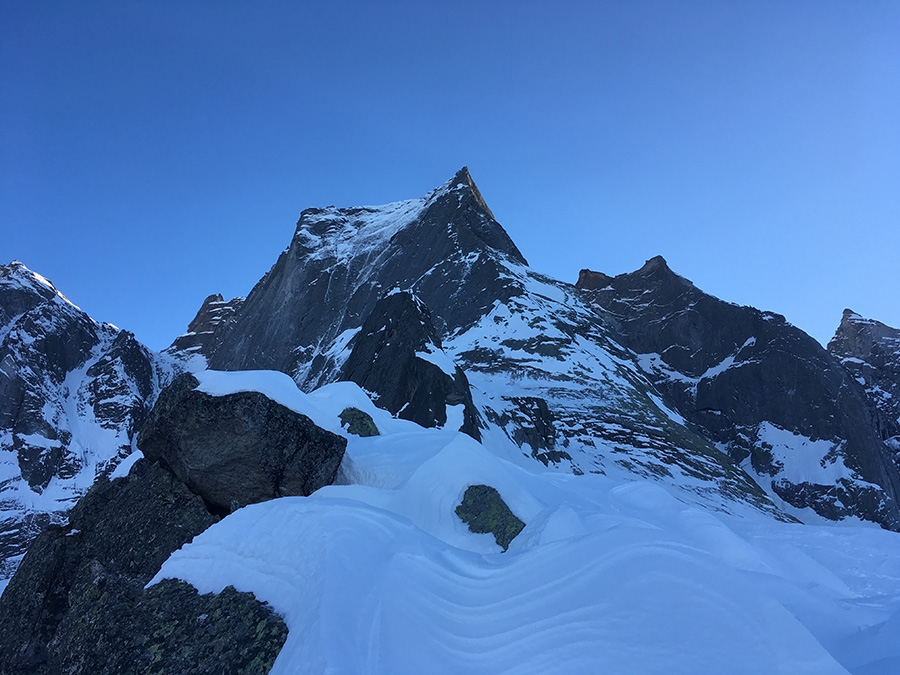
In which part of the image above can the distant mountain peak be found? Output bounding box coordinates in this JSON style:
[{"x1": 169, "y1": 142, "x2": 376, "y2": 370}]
[
  {"x1": 2, "y1": 260, "x2": 77, "y2": 309},
  {"x1": 637, "y1": 255, "x2": 669, "y2": 274},
  {"x1": 575, "y1": 269, "x2": 613, "y2": 291},
  {"x1": 829, "y1": 308, "x2": 900, "y2": 360},
  {"x1": 434, "y1": 166, "x2": 496, "y2": 221}
]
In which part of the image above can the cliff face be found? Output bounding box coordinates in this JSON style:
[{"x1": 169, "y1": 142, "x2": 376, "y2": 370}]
[
  {"x1": 828, "y1": 309, "x2": 900, "y2": 454},
  {"x1": 203, "y1": 168, "x2": 527, "y2": 389}
]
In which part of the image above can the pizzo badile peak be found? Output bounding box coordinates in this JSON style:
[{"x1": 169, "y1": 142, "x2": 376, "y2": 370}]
[{"x1": 2, "y1": 168, "x2": 900, "y2": 674}]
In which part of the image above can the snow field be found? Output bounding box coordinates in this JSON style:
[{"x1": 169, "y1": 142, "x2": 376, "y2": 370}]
[{"x1": 154, "y1": 370, "x2": 900, "y2": 673}]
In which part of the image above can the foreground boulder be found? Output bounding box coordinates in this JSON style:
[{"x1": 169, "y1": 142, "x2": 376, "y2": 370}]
[
  {"x1": 455, "y1": 484, "x2": 525, "y2": 551},
  {"x1": 0, "y1": 459, "x2": 286, "y2": 674},
  {"x1": 138, "y1": 373, "x2": 347, "y2": 513}
]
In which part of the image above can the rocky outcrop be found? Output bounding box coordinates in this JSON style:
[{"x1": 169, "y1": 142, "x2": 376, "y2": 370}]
[
  {"x1": 0, "y1": 261, "x2": 164, "y2": 582},
  {"x1": 339, "y1": 291, "x2": 481, "y2": 440},
  {"x1": 45, "y1": 578, "x2": 288, "y2": 675},
  {"x1": 339, "y1": 407, "x2": 379, "y2": 437},
  {"x1": 0, "y1": 458, "x2": 283, "y2": 674},
  {"x1": 138, "y1": 373, "x2": 347, "y2": 513},
  {"x1": 828, "y1": 309, "x2": 900, "y2": 453},
  {"x1": 169, "y1": 293, "x2": 244, "y2": 355},
  {"x1": 455, "y1": 484, "x2": 525, "y2": 551},
  {"x1": 577, "y1": 257, "x2": 900, "y2": 528}
]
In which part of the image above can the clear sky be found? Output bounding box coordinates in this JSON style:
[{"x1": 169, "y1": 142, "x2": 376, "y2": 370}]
[{"x1": 2, "y1": 1, "x2": 898, "y2": 350}]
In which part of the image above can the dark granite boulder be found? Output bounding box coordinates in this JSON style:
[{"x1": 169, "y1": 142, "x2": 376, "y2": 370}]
[
  {"x1": 138, "y1": 373, "x2": 347, "y2": 513},
  {"x1": 339, "y1": 407, "x2": 380, "y2": 437}
]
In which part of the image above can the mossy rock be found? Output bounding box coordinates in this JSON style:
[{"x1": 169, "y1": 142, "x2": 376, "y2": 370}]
[
  {"x1": 339, "y1": 407, "x2": 379, "y2": 437},
  {"x1": 455, "y1": 484, "x2": 525, "y2": 551},
  {"x1": 52, "y1": 579, "x2": 288, "y2": 674}
]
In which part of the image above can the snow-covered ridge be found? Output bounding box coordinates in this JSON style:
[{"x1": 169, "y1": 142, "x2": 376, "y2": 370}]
[
  {"x1": 291, "y1": 168, "x2": 480, "y2": 268},
  {"x1": 293, "y1": 197, "x2": 428, "y2": 265},
  {"x1": 1, "y1": 260, "x2": 81, "y2": 313},
  {"x1": 153, "y1": 370, "x2": 900, "y2": 674}
]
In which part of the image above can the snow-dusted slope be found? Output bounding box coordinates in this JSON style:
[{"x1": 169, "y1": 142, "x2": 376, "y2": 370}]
[
  {"x1": 0, "y1": 262, "x2": 173, "y2": 582},
  {"x1": 153, "y1": 371, "x2": 900, "y2": 674}
]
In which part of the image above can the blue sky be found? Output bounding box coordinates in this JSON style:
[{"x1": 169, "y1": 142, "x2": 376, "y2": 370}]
[{"x1": 2, "y1": 1, "x2": 898, "y2": 350}]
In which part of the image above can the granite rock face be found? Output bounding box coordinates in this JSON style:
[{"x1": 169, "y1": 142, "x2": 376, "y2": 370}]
[
  {"x1": 0, "y1": 261, "x2": 166, "y2": 582},
  {"x1": 577, "y1": 257, "x2": 900, "y2": 528},
  {"x1": 339, "y1": 291, "x2": 481, "y2": 440},
  {"x1": 169, "y1": 293, "x2": 244, "y2": 356},
  {"x1": 138, "y1": 373, "x2": 347, "y2": 512},
  {"x1": 191, "y1": 168, "x2": 527, "y2": 390},
  {"x1": 828, "y1": 309, "x2": 900, "y2": 454}
]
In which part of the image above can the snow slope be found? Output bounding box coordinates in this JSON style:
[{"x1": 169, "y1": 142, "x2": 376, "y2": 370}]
[{"x1": 153, "y1": 371, "x2": 900, "y2": 674}]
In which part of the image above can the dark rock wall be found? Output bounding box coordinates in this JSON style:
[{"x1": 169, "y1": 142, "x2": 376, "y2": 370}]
[
  {"x1": 169, "y1": 293, "x2": 245, "y2": 355},
  {"x1": 201, "y1": 168, "x2": 526, "y2": 389},
  {"x1": 339, "y1": 291, "x2": 481, "y2": 440},
  {"x1": 829, "y1": 309, "x2": 900, "y2": 450}
]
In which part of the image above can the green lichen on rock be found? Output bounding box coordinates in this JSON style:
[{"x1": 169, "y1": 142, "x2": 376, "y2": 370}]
[
  {"x1": 339, "y1": 407, "x2": 380, "y2": 437},
  {"x1": 0, "y1": 459, "x2": 288, "y2": 674},
  {"x1": 455, "y1": 484, "x2": 525, "y2": 551},
  {"x1": 51, "y1": 579, "x2": 288, "y2": 675}
]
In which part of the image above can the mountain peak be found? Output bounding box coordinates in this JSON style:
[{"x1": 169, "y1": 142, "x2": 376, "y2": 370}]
[
  {"x1": 575, "y1": 269, "x2": 613, "y2": 291},
  {"x1": 2, "y1": 260, "x2": 77, "y2": 309},
  {"x1": 429, "y1": 166, "x2": 495, "y2": 221},
  {"x1": 829, "y1": 308, "x2": 900, "y2": 361},
  {"x1": 637, "y1": 255, "x2": 670, "y2": 274}
]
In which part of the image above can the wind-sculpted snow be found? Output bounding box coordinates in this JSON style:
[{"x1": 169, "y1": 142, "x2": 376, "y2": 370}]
[{"x1": 154, "y1": 374, "x2": 900, "y2": 674}]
